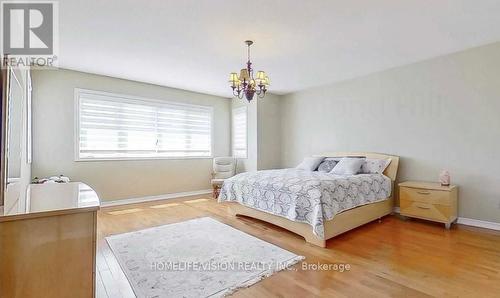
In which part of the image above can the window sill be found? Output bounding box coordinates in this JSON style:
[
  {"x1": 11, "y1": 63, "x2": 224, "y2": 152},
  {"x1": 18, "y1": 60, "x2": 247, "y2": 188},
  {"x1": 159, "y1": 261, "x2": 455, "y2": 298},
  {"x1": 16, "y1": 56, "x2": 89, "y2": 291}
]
[{"x1": 74, "y1": 156, "x2": 214, "y2": 162}]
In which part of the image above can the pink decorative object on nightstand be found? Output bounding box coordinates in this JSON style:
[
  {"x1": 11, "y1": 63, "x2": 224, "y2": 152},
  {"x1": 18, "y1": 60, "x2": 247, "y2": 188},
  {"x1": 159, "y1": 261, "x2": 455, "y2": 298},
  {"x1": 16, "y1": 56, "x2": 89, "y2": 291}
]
[{"x1": 439, "y1": 170, "x2": 451, "y2": 186}]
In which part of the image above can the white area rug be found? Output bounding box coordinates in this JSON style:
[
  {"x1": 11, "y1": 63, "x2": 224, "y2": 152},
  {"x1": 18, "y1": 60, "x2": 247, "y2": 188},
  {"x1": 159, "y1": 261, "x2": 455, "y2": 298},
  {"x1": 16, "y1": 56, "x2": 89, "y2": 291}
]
[{"x1": 106, "y1": 217, "x2": 304, "y2": 297}]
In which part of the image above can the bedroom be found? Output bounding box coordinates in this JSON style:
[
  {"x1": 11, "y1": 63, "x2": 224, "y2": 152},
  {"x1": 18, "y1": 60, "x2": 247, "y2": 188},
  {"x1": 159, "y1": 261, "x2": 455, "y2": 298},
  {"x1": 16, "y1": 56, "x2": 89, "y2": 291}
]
[{"x1": 0, "y1": 0, "x2": 499, "y2": 297}]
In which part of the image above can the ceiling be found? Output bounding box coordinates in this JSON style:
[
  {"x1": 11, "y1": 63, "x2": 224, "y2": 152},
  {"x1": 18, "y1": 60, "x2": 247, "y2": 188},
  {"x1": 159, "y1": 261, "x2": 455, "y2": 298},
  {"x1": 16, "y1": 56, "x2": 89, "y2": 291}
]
[{"x1": 59, "y1": 0, "x2": 500, "y2": 98}]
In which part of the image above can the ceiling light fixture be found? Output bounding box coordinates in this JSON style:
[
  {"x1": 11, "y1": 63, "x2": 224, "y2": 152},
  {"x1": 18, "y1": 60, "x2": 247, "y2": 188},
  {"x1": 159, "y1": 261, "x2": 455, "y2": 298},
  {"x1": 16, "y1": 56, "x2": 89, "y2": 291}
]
[{"x1": 228, "y1": 40, "x2": 269, "y2": 102}]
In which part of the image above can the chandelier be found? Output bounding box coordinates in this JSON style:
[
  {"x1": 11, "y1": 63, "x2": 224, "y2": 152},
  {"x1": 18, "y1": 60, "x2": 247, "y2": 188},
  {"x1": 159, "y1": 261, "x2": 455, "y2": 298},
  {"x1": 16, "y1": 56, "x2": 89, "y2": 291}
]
[{"x1": 228, "y1": 40, "x2": 270, "y2": 102}]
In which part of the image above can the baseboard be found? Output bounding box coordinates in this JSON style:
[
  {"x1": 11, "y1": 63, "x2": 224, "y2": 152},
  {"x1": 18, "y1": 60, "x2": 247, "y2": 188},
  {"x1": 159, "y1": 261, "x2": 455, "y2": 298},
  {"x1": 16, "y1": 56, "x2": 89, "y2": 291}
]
[
  {"x1": 392, "y1": 206, "x2": 500, "y2": 231},
  {"x1": 456, "y1": 217, "x2": 500, "y2": 231},
  {"x1": 101, "y1": 189, "x2": 212, "y2": 207}
]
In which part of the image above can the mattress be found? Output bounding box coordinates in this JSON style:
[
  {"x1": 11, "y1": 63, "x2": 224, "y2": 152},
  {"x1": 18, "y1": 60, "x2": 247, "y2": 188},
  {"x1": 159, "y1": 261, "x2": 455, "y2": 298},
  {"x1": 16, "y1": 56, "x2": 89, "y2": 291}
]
[{"x1": 218, "y1": 169, "x2": 391, "y2": 239}]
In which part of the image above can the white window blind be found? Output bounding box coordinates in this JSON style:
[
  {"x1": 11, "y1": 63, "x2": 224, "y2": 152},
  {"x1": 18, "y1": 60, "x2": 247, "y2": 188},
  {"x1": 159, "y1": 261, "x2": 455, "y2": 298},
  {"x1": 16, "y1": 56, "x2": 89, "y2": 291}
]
[
  {"x1": 232, "y1": 106, "x2": 247, "y2": 158},
  {"x1": 75, "y1": 90, "x2": 213, "y2": 160}
]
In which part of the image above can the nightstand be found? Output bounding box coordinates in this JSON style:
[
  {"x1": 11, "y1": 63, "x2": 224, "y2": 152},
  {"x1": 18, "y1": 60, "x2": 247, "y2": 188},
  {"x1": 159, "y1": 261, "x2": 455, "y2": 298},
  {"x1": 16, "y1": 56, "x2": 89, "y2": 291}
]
[{"x1": 399, "y1": 181, "x2": 458, "y2": 229}]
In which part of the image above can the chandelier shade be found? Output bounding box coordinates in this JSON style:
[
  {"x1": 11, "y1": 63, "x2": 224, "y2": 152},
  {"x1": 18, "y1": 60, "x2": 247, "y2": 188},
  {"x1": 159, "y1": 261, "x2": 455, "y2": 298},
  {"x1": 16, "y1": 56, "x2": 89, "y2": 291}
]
[
  {"x1": 229, "y1": 40, "x2": 269, "y2": 102},
  {"x1": 239, "y1": 69, "x2": 250, "y2": 81},
  {"x1": 255, "y1": 71, "x2": 266, "y2": 80},
  {"x1": 229, "y1": 72, "x2": 239, "y2": 84}
]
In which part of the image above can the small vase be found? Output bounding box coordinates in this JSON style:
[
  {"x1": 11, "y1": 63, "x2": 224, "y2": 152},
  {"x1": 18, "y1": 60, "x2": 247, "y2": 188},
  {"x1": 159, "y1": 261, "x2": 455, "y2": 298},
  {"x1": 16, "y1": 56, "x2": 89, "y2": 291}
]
[{"x1": 439, "y1": 170, "x2": 450, "y2": 186}]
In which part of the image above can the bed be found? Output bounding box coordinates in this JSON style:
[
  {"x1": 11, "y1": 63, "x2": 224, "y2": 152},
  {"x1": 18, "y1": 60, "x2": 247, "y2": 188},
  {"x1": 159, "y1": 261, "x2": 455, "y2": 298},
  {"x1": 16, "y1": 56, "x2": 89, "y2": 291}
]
[{"x1": 218, "y1": 152, "x2": 399, "y2": 247}]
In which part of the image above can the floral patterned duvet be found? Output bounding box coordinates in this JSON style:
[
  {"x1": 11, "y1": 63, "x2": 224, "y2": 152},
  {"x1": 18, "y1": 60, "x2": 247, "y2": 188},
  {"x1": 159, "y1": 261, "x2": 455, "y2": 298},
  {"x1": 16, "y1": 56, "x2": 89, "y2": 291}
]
[{"x1": 218, "y1": 169, "x2": 391, "y2": 239}]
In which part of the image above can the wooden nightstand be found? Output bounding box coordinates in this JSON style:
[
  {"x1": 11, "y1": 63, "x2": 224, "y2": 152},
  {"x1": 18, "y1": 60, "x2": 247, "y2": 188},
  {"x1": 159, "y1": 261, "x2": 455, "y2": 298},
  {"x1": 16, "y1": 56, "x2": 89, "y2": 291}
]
[{"x1": 399, "y1": 181, "x2": 458, "y2": 229}]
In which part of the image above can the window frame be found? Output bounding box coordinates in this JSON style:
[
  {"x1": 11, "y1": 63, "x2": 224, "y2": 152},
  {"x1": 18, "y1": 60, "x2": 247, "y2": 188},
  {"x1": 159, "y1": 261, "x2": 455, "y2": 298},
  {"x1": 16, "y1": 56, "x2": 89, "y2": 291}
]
[
  {"x1": 231, "y1": 106, "x2": 248, "y2": 159},
  {"x1": 74, "y1": 88, "x2": 214, "y2": 162}
]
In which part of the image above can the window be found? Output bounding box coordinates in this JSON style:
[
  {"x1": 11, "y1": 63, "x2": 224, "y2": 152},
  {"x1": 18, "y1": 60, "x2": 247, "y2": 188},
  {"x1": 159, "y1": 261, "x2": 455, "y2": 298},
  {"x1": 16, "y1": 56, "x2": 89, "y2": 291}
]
[
  {"x1": 75, "y1": 89, "x2": 213, "y2": 160},
  {"x1": 232, "y1": 106, "x2": 247, "y2": 158}
]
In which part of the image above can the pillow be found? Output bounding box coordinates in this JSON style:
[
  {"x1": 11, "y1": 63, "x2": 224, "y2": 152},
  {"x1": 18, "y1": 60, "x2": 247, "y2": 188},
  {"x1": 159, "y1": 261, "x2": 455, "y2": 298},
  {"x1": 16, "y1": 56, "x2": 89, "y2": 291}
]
[
  {"x1": 317, "y1": 158, "x2": 338, "y2": 173},
  {"x1": 330, "y1": 158, "x2": 365, "y2": 175},
  {"x1": 296, "y1": 156, "x2": 325, "y2": 171},
  {"x1": 360, "y1": 158, "x2": 391, "y2": 174}
]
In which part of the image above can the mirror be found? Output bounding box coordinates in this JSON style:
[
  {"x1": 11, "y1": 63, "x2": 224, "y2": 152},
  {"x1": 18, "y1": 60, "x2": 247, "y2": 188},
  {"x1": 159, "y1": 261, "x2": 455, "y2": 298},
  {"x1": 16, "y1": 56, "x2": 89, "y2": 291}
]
[
  {"x1": 7, "y1": 69, "x2": 23, "y2": 182},
  {"x1": 2, "y1": 69, "x2": 25, "y2": 214},
  {"x1": 1, "y1": 67, "x2": 31, "y2": 215}
]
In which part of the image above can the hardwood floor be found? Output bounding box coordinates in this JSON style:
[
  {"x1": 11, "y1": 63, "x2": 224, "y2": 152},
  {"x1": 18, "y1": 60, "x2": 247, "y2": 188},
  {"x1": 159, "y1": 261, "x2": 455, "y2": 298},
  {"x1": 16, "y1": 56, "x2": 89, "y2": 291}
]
[{"x1": 96, "y1": 195, "x2": 500, "y2": 297}]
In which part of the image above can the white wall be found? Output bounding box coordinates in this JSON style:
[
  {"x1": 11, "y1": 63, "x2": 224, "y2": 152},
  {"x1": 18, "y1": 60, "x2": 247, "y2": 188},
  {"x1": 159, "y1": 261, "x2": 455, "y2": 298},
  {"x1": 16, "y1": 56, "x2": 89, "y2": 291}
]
[
  {"x1": 31, "y1": 69, "x2": 231, "y2": 202},
  {"x1": 281, "y1": 42, "x2": 500, "y2": 223},
  {"x1": 257, "y1": 93, "x2": 282, "y2": 170}
]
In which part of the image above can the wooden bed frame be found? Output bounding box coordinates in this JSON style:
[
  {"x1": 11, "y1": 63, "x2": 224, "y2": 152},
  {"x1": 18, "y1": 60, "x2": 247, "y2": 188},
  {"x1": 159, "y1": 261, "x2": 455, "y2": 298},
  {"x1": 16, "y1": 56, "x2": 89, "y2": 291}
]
[{"x1": 227, "y1": 152, "x2": 399, "y2": 248}]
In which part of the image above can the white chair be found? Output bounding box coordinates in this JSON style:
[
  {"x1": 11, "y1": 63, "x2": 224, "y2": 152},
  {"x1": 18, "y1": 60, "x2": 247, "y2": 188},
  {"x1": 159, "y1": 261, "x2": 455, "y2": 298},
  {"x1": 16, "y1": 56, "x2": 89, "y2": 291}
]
[{"x1": 211, "y1": 157, "x2": 237, "y2": 198}]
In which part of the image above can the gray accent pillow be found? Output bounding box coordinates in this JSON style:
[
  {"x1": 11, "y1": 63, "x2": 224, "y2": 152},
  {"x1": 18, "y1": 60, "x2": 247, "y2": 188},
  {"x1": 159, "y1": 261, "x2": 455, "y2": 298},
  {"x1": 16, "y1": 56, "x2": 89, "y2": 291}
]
[
  {"x1": 317, "y1": 159, "x2": 338, "y2": 173},
  {"x1": 296, "y1": 156, "x2": 325, "y2": 171},
  {"x1": 330, "y1": 158, "x2": 365, "y2": 175},
  {"x1": 360, "y1": 158, "x2": 391, "y2": 174}
]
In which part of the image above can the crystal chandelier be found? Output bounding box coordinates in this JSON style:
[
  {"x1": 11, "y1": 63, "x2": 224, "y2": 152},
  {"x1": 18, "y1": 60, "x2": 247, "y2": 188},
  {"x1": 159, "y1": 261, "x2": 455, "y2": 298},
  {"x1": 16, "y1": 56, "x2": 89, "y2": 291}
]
[{"x1": 228, "y1": 40, "x2": 270, "y2": 102}]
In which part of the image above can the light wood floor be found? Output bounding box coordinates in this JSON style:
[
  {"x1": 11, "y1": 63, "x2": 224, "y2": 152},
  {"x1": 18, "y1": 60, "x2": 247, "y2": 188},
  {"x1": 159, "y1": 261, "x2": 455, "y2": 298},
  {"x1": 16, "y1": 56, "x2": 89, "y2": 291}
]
[{"x1": 96, "y1": 195, "x2": 500, "y2": 297}]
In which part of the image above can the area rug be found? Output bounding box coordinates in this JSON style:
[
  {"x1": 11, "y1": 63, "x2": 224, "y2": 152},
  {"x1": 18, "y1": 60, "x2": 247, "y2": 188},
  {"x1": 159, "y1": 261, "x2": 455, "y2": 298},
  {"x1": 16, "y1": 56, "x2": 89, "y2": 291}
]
[{"x1": 106, "y1": 217, "x2": 304, "y2": 297}]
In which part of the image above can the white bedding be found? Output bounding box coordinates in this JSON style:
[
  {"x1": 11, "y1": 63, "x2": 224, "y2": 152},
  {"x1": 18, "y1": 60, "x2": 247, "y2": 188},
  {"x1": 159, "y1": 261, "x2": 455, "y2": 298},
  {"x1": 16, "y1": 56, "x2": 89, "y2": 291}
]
[{"x1": 218, "y1": 169, "x2": 392, "y2": 239}]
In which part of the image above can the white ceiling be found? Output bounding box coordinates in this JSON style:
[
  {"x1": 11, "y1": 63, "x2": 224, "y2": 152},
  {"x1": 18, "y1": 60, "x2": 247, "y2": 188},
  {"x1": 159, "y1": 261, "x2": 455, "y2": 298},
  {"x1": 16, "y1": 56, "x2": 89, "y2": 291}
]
[{"x1": 59, "y1": 0, "x2": 500, "y2": 98}]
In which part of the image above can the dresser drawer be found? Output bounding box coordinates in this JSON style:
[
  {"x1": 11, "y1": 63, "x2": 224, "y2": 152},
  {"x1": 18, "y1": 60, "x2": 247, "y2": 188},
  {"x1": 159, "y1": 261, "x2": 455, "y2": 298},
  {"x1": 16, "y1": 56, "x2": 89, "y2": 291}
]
[
  {"x1": 400, "y1": 199, "x2": 451, "y2": 222},
  {"x1": 400, "y1": 187, "x2": 452, "y2": 206}
]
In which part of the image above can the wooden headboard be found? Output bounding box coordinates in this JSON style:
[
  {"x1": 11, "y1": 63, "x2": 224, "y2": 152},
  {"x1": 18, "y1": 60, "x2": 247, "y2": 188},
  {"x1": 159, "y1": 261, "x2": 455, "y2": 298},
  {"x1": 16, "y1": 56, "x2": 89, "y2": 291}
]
[{"x1": 314, "y1": 152, "x2": 400, "y2": 181}]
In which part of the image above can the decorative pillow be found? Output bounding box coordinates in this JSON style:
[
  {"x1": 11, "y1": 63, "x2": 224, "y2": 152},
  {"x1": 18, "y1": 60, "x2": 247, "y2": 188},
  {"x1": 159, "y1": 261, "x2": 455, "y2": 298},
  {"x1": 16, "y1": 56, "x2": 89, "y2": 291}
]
[
  {"x1": 317, "y1": 158, "x2": 338, "y2": 173},
  {"x1": 296, "y1": 156, "x2": 325, "y2": 171},
  {"x1": 360, "y1": 158, "x2": 391, "y2": 174},
  {"x1": 330, "y1": 158, "x2": 365, "y2": 175}
]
